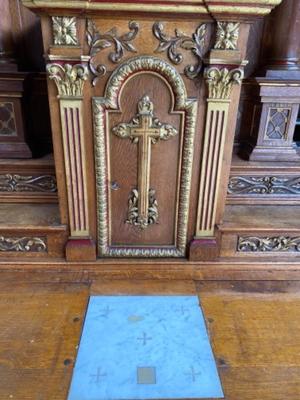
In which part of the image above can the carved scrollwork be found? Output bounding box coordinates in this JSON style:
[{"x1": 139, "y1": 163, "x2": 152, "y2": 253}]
[
  {"x1": 205, "y1": 67, "x2": 243, "y2": 99},
  {"x1": 86, "y1": 19, "x2": 139, "y2": 86},
  {"x1": 237, "y1": 236, "x2": 300, "y2": 252},
  {"x1": 46, "y1": 63, "x2": 88, "y2": 97},
  {"x1": 127, "y1": 188, "x2": 158, "y2": 228},
  {"x1": 0, "y1": 174, "x2": 57, "y2": 193},
  {"x1": 153, "y1": 21, "x2": 206, "y2": 79},
  {"x1": 52, "y1": 16, "x2": 78, "y2": 46},
  {"x1": 214, "y1": 22, "x2": 240, "y2": 50},
  {"x1": 0, "y1": 237, "x2": 47, "y2": 252},
  {"x1": 228, "y1": 176, "x2": 300, "y2": 195}
]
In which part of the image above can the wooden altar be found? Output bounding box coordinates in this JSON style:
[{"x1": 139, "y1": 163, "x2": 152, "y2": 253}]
[{"x1": 3, "y1": 0, "x2": 300, "y2": 278}]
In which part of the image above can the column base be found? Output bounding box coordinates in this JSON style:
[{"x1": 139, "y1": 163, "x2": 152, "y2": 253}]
[
  {"x1": 65, "y1": 238, "x2": 96, "y2": 261},
  {"x1": 240, "y1": 142, "x2": 299, "y2": 162},
  {"x1": 189, "y1": 234, "x2": 221, "y2": 261}
]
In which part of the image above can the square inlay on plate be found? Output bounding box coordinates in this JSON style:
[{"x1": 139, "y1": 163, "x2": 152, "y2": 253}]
[{"x1": 68, "y1": 296, "x2": 224, "y2": 400}]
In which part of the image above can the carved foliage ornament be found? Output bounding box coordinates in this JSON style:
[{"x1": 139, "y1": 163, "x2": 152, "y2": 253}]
[
  {"x1": 205, "y1": 67, "x2": 243, "y2": 100},
  {"x1": 0, "y1": 237, "x2": 47, "y2": 252},
  {"x1": 238, "y1": 236, "x2": 300, "y2": 252},
  {"x1": 52, "y1": 16, "x2": 78, "y2": 46},
  {"x1": 214, "y1": 22, "x2": 240, "y2": 50},
  {"x1": 112, "y1": 95, "x2": 178, "y2": 229},
  {"x1": 228, "y1": 176, "x2": 300, "y2": 195},
  {"x1": 0, "y1": 174, "x2": 57, "y2": 193},
  {"x1": 153, "y1": 22, "x2": 207, "y2": 79},
  {"x1": 46, "y1": 63, "x2": 88, "y2": 97},
  {"x1": 87, "y1": 19, "x2": 139, "y2": 86}
]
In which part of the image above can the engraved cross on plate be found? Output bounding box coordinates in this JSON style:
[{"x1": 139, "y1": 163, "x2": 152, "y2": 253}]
[{"x1": 112, "y1": 95, "x2": 178, "y2": 229}]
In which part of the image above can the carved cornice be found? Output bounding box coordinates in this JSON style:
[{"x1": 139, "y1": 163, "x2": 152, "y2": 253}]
[
  {"x1": 214, "y1": 22, "x2": 240, "y2": 50},
  {"x1": 204, "y1": 0, "x2": 283, "y2": 16},
  {"x1": 46, "y1": 63, "x2": 88, "y2": 97},
  {"x1": 22, "y1": 0, "x2": 282, "y2": 18},
  {"x1": 0, "y1": 174, "x2": 57, "y2": 193},
  {"x1": 87, "y1": 19, "x2": 139, "y2": 86},
  {"x1": 52, "y1": 16, "x2": 78, "y2": 46},
  {"x1": 0, "y1": 237, "x2": 47, "y2": 252},
  {"x1": 205, "y1": 67, "x2": 243, "y2": 100},
  {"x1": 238, "y1": 236, "x2": 300, "y2": 252},
  {"x1": 153, "y1": 22, "x2": 206, "y2": 79},
  {"x1": 93, "y1": 56, "x2": 197, "y2": 257},
  {"x1": 228, "y1": 176, "x2": 300, "y2": 195}
]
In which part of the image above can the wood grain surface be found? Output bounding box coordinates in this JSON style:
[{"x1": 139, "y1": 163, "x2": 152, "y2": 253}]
[{"x1": 0, "y1": 279, "x2": 299, "y2": 399}]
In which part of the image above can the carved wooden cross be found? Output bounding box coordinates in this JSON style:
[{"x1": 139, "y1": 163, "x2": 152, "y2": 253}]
[{"x1": 112, "y1": 95, "x2": 178, "y2": 229}]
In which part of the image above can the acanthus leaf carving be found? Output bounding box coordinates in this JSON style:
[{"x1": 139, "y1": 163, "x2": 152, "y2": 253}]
[
  {"x1": 0, "y1": 237, "x2": 47, "y2": 252},
  {"x1": 46, "y1": 63, "x2": 88, "y2": 97},
  {"x1": 87, "y1": 19, "x2": 139, "y2": 86},
  {"x1": 205, "y1": 67, "x2": 243, "y2": 99},
  {"x1": 238, "y1": 236, "x2": 300, "y2": 252},
  {"x1": 153, "y1": 21, "x2": 207, "y2": 79}
]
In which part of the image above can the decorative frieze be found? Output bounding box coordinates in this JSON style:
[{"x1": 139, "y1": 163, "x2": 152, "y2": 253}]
[
  {"x1": 153, "y1": 22, "x2": 207, "y2": 79},
  {"x1": 87, "y1": 20, "x2": 139, "y2": 86},
  {"x1": 0, "y1": 236, "x2": 47, "y2": 252},
  {"x1": 237, "y1": 236, "x2": 300, "y2": 252},
  {"x1": 52, "y1": 16, "x2": 78, "y2": 46},
  {"x1": 0, "y1": 174, "x2": 57, "y2": 192},
  {"x1": 47, "y1": 63, "x2": 88, "y2": 97},
  {"x1": 228, "y1": 176, "x2": 300, "y2": 195},
  {"x1": 214, "y1": 22, "x2": 240, "y2": 50}
]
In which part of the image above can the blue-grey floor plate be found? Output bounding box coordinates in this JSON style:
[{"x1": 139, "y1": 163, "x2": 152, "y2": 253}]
[{"x1": 68, "y1": 296, "x2": 224, "y2": 400}]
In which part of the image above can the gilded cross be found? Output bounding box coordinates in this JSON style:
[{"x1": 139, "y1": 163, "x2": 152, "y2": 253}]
[{"x1": 112, "y1": 95, "x2": 178, "y2": 229}]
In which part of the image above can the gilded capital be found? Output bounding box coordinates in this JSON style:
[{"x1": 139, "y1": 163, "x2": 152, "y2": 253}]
[
  {"x1": 46, "y1": 63, "x2": 88, "y2": 97},
  {"x1": 204, "y1": 67, "x2": 243, "y2": 100},
  {"x1": 214, "y1": 22, "x2": 240, "y2": 51}
]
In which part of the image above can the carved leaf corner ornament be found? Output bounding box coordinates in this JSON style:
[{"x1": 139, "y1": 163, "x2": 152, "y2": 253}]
[
  {"x1": 52, "y1": 16, "x2": 78, "y2": 46},
  {"x1": 153, "y1": 21, "x2": 207, "y2": 79},
  {"x1": 214, "y1": 22, "x2": 240, "y2": 50},
  {"x1": 86, "y1": 19, "x2": 139, "y2": 86}
]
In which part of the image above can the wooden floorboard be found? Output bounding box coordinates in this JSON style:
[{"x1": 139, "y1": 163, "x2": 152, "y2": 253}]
[{"x1": 0, "y1": 279, "x2": 299, "y2": 399}]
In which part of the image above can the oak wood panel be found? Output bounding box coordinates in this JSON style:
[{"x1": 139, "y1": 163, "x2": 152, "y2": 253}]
[
  {"x1": 198, "y1": 281, "x2": 300, "y2": 400},
  {"x1": 0, "y1": 282, "x2": 89, "y2": 400}
]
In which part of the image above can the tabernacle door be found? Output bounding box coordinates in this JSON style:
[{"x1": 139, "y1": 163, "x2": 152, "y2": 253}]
[{"x1": 93, "y1": 57, "x2": 197, "y2": 257}]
